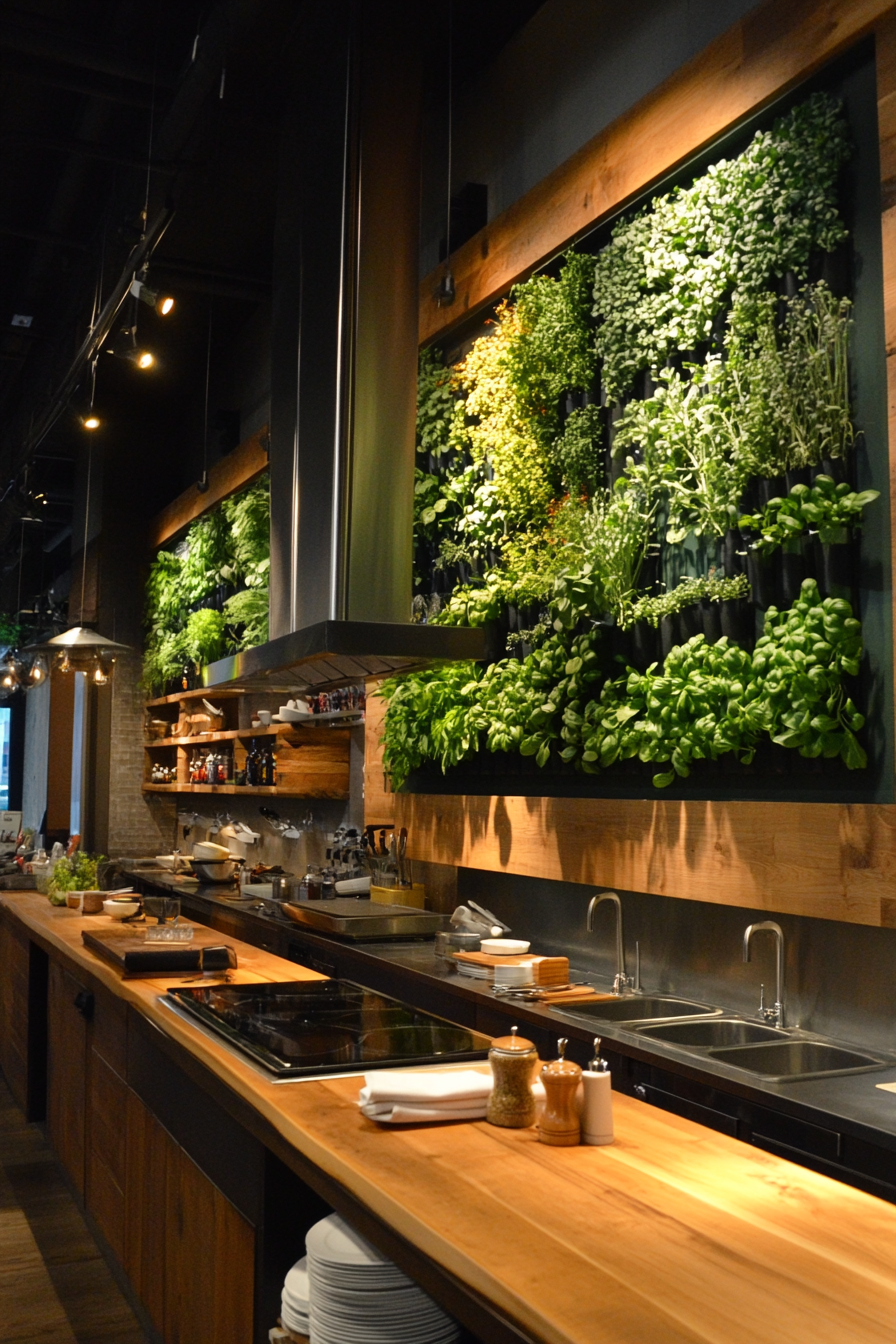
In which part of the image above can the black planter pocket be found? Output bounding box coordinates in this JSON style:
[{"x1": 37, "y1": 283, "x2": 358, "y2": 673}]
[
  {"x1": 678, "y1": 604, "x2": 703, "y2": 642},
  {"x1": 723, "y1": 527, "x2": 746, "y2": 579},
  {"x1": 818, "y1": 540, "x2": 855, "y2": 603},
  {"x1": 778, "y1": 540, "x2": 811, "y2": 609},
  {"x1": 758, "y1": 476, "x2": 787, "y2": 508},
  {"x1": 701, "y1": 598, "x2": 722, "y2": 645},
  {"x1": 659, "y1": 615, "x2": 677, "y2": 663},
  {"x1": 631, "y1": 620, "x2": 659, "y2": 671},
  {"x1": 720, "y1": 598, "x2": 754, "y2": 650},
  {"x1": 746, "y1": 549, "x2": 777, "y2": 609}
]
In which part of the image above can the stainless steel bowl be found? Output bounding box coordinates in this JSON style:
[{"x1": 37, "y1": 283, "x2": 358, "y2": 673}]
[{"x1": 189, "y1": 858, "x2": 239, "y2": 883}]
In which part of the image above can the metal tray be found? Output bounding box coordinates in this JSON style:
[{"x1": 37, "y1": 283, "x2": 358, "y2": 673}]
[{"x1": 282, "y1": 897, "x2": 446, "y2": 940}]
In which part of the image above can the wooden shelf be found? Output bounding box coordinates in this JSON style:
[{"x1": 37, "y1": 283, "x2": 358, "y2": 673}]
[
  {"x1": 144, "y1": 687, "x2": 250, "y2": 709},
  {"x1": 142, "y1": 783, "x2": 325, "y2": 796},
  {"x1": 143, "y1": 720, "x2": 362, "y2": 749}
]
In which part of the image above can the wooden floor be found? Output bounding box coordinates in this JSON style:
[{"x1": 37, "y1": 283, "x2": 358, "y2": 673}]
[{"x1": 0, "y1": 1075, "x2": 150, "y2": 1344}]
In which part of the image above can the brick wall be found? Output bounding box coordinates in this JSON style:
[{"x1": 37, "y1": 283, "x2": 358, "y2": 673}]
[{"x1": 105, "y1": 651, "x2": 176, "y2": 856}]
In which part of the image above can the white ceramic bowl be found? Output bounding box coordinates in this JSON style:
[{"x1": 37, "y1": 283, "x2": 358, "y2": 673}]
[
  {"x1": 192, "y1": 841, "x2": 231, "y2": 861},
  {"x1": 104, "y1": 898, "x2": 140, "y2": 919},
  {"x1": 479, "y1": 938, "x2": 531, "y2": 955},
  {"x1": 278, "y1": 705, "x2": 311, "y2": 722}
]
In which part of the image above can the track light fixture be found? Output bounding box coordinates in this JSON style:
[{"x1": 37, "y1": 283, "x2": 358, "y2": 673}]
[
  {"x1": 81, "y1": 413, "x2": 101, "y2": 430},
  {"x1": 106, "y1": 325, "x2": 155, "y2": 370},
  {"x1": 129, "y1": 277, "x2": 175, "y2": 316}
]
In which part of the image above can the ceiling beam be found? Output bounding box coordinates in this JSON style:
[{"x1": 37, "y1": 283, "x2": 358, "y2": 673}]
[
  {"x1": 0, "y1": 224, "x2": 87, "y2": 249},
  {"x1": 148, "y1": 427, "x2": 269, "y2": 551},
  {"x1": 0, "y1": 129, "x2": 187, "y2": 173},
  {"x1": 10, "y1": 57, "x2": 156, "y2": 108},
  {"x1": 0, "y1": 11, "x2": 169, "y2": 87}
]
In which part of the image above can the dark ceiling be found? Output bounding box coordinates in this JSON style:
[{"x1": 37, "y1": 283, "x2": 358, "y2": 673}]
[{"x1": 0, "y1": 0, "x2": 543, "y2": 632}]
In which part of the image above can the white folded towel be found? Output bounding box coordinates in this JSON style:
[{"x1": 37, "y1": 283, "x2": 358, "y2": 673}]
[{"x1": 358, "y1": 1069, "x2": 493, "y2": 1124}]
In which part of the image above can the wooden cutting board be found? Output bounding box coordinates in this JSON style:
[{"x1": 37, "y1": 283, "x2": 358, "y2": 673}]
[
  {"x1": 452, "y1": 951, "x2": 569, "y2": 986},
  {"x1": 82, "y1": 926, "x2": 236, "y2": 977}
]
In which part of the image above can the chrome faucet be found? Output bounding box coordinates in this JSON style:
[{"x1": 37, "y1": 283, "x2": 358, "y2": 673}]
[
  {"x1": 743, "y1": 920, "x2": 785, "y2": 1029},
  {"x1": 587, "y1": 891, "x2": 633, "y2": 995}
]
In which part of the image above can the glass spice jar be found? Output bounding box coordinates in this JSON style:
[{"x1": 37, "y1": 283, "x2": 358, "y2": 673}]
[{"x1": 486, "y1": 1025, "x2": 538, "y2": 1129}]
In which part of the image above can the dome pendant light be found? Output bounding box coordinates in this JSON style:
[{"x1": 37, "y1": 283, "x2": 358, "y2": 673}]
[{"x1": 23, "y1": 431, "x2": 129, "y2": 678}]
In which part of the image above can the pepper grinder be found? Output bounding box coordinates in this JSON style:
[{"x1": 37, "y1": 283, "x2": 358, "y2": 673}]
[
  {"x1": 581, "y1": 1036, "x2": 614, "y2": 1146},
  {"x1": 538, "y1": 1037, "x2": 582, "y2": 1146}
]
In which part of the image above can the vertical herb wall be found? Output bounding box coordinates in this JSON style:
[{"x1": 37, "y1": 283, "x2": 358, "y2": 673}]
[
  {"x1": 142, "y1": 474, "x2": 271, "y2": 695},
  {"x1": 388, "y1": 44, "x2": 892, "y2": 803}
]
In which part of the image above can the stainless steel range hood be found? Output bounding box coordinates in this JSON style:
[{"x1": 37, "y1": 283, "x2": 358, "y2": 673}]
[{"x1": 205, "y1": 5, "x2": 484, "y2": 692}]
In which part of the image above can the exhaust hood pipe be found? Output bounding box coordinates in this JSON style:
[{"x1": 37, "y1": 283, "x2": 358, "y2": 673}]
[{"x1": 205, "y1": 2, "x2": 483, "y2": 691}]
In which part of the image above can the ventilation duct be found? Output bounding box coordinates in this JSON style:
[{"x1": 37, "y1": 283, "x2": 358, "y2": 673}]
[{"x1": 205, "y1": 2, "x2": 483, "y2": 691}]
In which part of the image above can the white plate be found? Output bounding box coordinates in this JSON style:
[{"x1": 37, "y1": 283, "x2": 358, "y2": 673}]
[
  {"x1": 479, "y1": 938, "x2": 531, "y2": 955},
  {"x1": 306, "y1": 1214, "x2": 393, "y2": 1267}
]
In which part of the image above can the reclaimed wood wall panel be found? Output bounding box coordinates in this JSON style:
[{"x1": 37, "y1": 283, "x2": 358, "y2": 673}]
[
  {"x1": 370, "y1": 4, "x2": 896, "y2": 926},
  {"x1": 363, "y1": 680, "x2": 395, "y2": 826},
  {"x1": 419, "y1": 0, "x2": 895, "y2": 345},
  {"x1": 147, "y1": 425, "x2": 269, "y2": 551},
  {"x1": 394, "y1": 794, "x2": 896, "y2": 927}
]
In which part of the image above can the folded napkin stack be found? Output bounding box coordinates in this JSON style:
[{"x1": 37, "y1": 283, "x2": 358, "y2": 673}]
[{"x1": 358, "y1": 1069, "x2": 493, "y2": 1123}]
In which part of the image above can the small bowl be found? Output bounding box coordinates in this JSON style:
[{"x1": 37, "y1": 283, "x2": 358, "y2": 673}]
[
  {"x1": 479, "y1": 938, "x2": 531, "y2": 955},
  {"x1": 256, "y1": 710, "x2": 272, "y2": 726},
  {"x1": 104, "y1": 898, "x2": 140, "y2": 919}
]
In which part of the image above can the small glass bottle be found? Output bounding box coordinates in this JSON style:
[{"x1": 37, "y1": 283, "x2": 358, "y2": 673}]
[{"x1": 486, "y1": 1026, "x2": 538, "y2": 1129}]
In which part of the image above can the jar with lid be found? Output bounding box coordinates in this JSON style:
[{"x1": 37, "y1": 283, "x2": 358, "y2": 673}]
[
  {"x1": 299, "y1": 864, "x2": 322, "y2": 901},
  {"x1": 486, "y1": 1026, "x2": 538, "y2": 1129}
]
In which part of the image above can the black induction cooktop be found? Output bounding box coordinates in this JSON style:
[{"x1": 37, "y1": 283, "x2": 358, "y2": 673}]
[{"x1": 167, "y1": 979, "x2": 491, "y2": 1079}]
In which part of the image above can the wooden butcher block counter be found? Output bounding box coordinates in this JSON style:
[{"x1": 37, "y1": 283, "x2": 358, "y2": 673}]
[{"x1": 3, "y1": 890, "x2": 896, "y2": 1344}]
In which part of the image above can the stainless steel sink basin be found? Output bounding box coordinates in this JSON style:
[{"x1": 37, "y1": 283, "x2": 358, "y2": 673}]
[
  {"x1": 707, "y1": 1040, "x2": 892, "y2": 1082},
  {"x1": 552, "y1": 995, "x2": 718, "y2": 1024},
  {"x1": 637, "y1": 1018, "x2": 787, "y2": 1048}
]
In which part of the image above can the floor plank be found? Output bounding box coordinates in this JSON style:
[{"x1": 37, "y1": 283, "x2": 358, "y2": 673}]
[{"x1": 0, "y1": 1075, "x2": 150, "y2": 1344}]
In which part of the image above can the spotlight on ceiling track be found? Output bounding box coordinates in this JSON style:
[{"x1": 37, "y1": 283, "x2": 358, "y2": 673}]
[
  {"x1": 130, "y1": 278, "x2": 175, "y2": 316},
  {"x1": 81, "y1": 413, "x2": 102, "y2": 430},
  {"x1": 106, "y1": 326, "x2": 155, "y2": 370}
]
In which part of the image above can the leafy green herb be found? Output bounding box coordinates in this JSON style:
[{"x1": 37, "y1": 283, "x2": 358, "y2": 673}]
[
  {"x1": 628, "y1": 572, "x2": 750, "y2": 629},
  {"x1": 593, "y1": 94, "x2": 850, "y2": 401},
  {"x1": 739, "y1": 476, "x2": 879, "y2": 554},
  {"x1": 47, "y1": 852, "x2": 107, "y2": 904}
]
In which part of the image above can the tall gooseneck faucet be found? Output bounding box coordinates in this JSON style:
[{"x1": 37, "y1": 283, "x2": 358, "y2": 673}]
[
  {"x1": 743, "y1": 920, "x2": 785, "y2": 1029},
  {"x1": 587, "y1": 891, "x2": 632, "y2": 995}
]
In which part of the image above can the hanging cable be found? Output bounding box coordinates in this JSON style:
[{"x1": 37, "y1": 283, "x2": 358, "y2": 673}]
[
  {"x1": 436, "y1": 3, "x2": 455, "y2": 306},
  {"x1": 198, "y1": 301, "x2": 213, "y2": 491}
]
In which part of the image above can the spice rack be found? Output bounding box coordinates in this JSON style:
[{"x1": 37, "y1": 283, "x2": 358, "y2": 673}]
[{"x1": 142, "y1": 687, "x2": 351, "y2": 799}]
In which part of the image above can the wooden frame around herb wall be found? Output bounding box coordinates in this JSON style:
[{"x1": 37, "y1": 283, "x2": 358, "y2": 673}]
[{"x1": 375, "y1": 0, "x2": 896, "y2": 927}]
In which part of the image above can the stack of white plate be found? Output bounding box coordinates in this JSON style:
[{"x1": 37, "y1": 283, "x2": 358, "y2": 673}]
[
  {"x1": 454, "y1": 960, "x2": 492, "y2": 981},
  {"x1": 281, "y1": 1256, "x2": 309, "y2": 1337},
  {"x1": 306, "y1": 1213, "x2": 459, "y2": 1344},
  {"x1": 493, "y1": 961, "x2": 535, "y2": 988}
]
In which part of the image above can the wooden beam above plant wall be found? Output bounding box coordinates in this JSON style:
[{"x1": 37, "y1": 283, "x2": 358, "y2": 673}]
[
  {"x1": 419, "y1": 0, "x2": 895, "y2": 347},
  {"x1": 147, "y1": 426, "x2": 269, "y2": 551}
]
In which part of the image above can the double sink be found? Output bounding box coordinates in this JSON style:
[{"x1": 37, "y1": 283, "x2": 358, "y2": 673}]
[{"x1": 551, "y1": 995, "x2": 893, "y2": 1082}]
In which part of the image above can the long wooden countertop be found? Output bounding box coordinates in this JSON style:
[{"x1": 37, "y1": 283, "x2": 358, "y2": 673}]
[{"x1": 5, "y1": 891, "x2": 896, "y2": 1344}]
